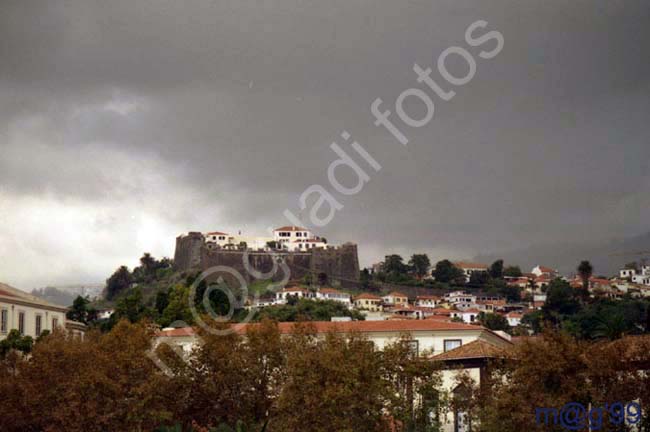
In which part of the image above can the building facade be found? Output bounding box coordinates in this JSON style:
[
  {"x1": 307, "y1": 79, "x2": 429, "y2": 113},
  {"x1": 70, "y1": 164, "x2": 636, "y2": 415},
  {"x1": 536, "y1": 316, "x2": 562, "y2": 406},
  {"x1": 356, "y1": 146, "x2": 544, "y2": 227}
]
[{"x1": 0, "y1": 283, "x2": 68, "y2": 340}]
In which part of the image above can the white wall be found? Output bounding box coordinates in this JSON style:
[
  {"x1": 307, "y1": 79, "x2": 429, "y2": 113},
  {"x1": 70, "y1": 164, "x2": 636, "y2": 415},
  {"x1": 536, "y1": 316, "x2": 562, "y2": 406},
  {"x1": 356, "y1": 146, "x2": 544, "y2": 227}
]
[{"x1": 0, "y1": 300, "x2": 66, "y2": 340}]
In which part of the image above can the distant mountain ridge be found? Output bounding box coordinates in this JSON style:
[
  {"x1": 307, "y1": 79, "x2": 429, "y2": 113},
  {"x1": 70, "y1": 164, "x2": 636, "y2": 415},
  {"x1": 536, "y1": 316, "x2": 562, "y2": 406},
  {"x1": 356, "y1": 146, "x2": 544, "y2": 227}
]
[
  {"x1": 475, "y1": 232, "x2": 650, "y2": 277},
  {"x1": 31, "y1": 285, "x2": 103, "y2": 307}
]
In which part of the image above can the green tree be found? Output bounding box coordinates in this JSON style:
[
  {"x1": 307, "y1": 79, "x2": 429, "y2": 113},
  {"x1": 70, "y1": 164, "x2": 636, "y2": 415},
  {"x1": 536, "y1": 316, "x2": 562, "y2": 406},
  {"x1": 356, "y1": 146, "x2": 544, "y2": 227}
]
[
  {"x1": 384, "y1": 254, "x2": 408, "y2": 275},
  {"x1": 359, "y1": 268, "x2": 371, "y2": 290},
  {"x1": 113, "y1": 288, "x2": 153, "y2": 324},
  {"x1": 257, "y1": 299, "x2": 365, "y2": 322},
  {"x1": 503, "y1": 265, "x2": 523, "y2": 278},
  {"x1": 159, "y1": 284, "x2": 194, "y2": 327},
  {"x1": 542, "y1": 279, "x2": 581, "y2": 325},
  {"x1": 409, "y1": 254, "x2": 431, "y2": 279},
  {"x1": 155, "y1": 289, "x2": 170, "y2": 315},
  {"x1": 577, "y1": 260, "x2": 594, "y2": 302},
  {"x1": 0, "y1": 330, "x2": 34, "y2": 358},
  {"x1": 489, "y1": 259, "x2": 504, "y2": 279},
  {"x1": 468, "y1": 271, "x2": 490, "y2": 287},
  {"x1": 479, "y1": 312, "x2": 510, "y2": 332},
  {"x1": 105, "y1": 265, "x2": 133, "y2": 300},
  {"x1": 432, "y1": 260, "x2": 464, "y2": 284},
  {"x1": 66, "y1": 295, "x2": 98, "y2": 324}
]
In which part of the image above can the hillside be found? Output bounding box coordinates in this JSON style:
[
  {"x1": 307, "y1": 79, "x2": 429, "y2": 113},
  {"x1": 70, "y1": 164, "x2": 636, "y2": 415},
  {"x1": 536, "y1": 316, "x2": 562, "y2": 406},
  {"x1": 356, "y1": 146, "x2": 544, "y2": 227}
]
[{"x1": 475, "y1": 232, "x2": 650, "y2": 277}]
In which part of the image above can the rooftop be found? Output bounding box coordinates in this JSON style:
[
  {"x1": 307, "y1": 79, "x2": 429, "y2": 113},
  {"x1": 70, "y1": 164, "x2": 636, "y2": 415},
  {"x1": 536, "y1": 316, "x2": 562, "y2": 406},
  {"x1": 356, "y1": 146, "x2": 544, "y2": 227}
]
[
  {"x1": 158, "y1": 319, "x2": 487, "y2": 338},
  {"x1": 274, "y1": 226, "x2": 308, "y2": 232},
  {"x1": 431, "y1": 339, "x2": 512, "y2": 361}
]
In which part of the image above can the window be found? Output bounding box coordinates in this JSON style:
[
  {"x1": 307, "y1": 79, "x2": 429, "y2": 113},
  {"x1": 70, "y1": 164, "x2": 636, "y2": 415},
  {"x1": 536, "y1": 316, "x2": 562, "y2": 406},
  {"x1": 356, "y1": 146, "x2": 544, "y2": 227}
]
[
  {"x1": 18, "y1": 311, "x2": 25, "y2": 335},
  {"x1": 35, "y1": 314, "x2": 42, "y2": 336},
  {"x1": 444, "y1": 339, "x2": 462, "y2": 352},
  {"x1": 406, "y1": 340, "x2": 419, "y2": 357},
  {"x1": 1, "y1": 309, "x2": 7, "y2": 334},
  {"x1": 52, "y1": 318, "x2": 59, "y2": 330}
]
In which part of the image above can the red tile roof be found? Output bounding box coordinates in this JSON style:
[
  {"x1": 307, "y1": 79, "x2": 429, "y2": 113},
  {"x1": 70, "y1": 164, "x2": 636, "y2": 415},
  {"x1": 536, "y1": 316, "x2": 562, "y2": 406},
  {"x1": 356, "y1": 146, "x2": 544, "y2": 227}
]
[
  {"x1": 427, "y1": 308, "x2": 452, "y2": 316},
  {"x1": 274, "y1": 226, "x2": 308, "y2": 232},
  {"x1": 206, "y1": 231, "x2": 229, "y2": 236},
  {"x1": 431, "y1": 339, "x2": 512, "y2": 361},
  {"x1": 158, "y1": 320, "x2": 486, "y2": 338},
  {"x1": 319, "y1": 288, "x2": 349, "y2": 295},
  {"x1": 354, "y1": 293, "x2": 382, "y2": 301},
  {"x1": 157, "y1": 327, "x2": 196, "y2": 337},
  {"x1": 385, "y1": 292, "x2": 408, "y2": 298},
  {"x1": 281, "y1": 287, "x2": 310, "y2": 293},
  {"x1": 537, "y1": 266, "x2": 556, "y2": 273},
  {"x1": 0, "y1": 289, "x2": 18, "y2": 298},
  {"x1": 235, "y1": 320, "x2": 481, "y2": 335}
]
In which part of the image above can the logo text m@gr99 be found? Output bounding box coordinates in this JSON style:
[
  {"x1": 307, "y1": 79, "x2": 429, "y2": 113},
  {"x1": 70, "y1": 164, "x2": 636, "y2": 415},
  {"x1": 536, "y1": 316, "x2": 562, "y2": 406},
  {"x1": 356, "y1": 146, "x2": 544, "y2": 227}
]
[{"x1": 535, "y1": 402, "x2": 641, "y2": 431}]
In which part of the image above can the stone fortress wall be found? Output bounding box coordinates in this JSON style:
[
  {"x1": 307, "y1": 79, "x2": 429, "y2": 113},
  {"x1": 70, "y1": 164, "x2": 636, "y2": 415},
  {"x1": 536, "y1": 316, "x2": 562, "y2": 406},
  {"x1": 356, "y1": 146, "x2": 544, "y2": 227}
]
[{"x1": 174, "y1": 232, "x2": 360, "y2": 288}]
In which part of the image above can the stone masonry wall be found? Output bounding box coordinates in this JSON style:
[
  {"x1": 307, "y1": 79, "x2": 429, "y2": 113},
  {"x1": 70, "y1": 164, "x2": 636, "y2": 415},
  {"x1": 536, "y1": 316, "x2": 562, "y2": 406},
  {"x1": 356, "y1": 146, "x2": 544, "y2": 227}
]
[{"x1": 174, "y1": 233, "x2": 360, "y2": 287}]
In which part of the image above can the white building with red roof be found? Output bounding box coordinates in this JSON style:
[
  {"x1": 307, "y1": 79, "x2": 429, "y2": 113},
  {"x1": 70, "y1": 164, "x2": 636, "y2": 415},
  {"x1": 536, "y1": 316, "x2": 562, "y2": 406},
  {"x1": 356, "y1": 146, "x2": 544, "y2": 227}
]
[
  {"x1": 316, "y1": 288, "x2": 352, "y2": 306},
  {"x1": 203, "y1": 225, "x2": 328, "y2": 252},
  {"x1": 382, "y1": 292, "x2": 409, "y2": 307},
  {"x1": 0, "y1": 282, "x2": 73, "y2": 341},
  {"x1": 531, "y1": 265, "x2": 559, "y2": 278},
  {"x1": 273, "y1": 226, "x2": 328, "y2": 251},
  {"x1": 156, "y1": 319, "x2": 512, "y2": 357},
  {"x1": 415, "y1": 295, "x2": 441, "y2": 308},
  {"x1": 274, "y1": 287, "x2": 314, "y2": 304},
  {"x1": 353, "y1": 293, "x2": 383, "y2": 312}
]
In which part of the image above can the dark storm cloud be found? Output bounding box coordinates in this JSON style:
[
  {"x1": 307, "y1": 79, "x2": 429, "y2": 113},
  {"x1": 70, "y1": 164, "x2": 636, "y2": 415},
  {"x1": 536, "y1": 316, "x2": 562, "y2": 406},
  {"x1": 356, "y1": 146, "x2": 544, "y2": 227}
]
[{"x1": 1, "y1": 0, "x2": 649, "y2": 287}]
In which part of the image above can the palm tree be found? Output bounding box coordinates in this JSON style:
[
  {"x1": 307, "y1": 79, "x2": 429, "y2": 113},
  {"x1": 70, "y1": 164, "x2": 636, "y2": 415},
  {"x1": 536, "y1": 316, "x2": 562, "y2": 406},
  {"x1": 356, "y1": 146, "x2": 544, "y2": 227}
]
[
  {"x1": 528, "y1": 277, "x2": 537, "y2": 307},
  {"x1": 577, "y1": 260, "x2": 593, "y2": 303}
]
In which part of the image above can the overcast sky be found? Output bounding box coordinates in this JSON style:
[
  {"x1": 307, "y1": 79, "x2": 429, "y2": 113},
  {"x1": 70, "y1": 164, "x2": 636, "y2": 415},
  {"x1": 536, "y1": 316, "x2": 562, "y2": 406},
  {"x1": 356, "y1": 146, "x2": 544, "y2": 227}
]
[{"x1": 1, "y1": 0, "x2": 649, "y2": 289}]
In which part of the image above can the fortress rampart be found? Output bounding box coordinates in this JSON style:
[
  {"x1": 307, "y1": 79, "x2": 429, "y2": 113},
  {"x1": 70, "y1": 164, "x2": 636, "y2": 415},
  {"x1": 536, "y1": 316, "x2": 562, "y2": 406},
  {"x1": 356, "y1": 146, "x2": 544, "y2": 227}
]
[{"x1": 174, "y1": 233, "x2": 360, "y2": 288}]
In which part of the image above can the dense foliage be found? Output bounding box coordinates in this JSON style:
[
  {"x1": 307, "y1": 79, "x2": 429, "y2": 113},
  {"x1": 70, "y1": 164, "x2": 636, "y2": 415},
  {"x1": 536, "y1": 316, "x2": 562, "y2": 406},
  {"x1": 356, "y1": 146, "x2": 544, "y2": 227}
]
[{"x1": 0, "y1": 320, "x2": 443, "y2": 432}]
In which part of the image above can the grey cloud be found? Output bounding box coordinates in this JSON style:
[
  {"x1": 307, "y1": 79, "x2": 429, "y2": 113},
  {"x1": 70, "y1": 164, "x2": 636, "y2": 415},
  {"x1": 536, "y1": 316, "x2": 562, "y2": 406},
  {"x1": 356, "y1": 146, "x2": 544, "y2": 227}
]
[{"x1": 1, "y1": 0, "x2": 649, "y2": 287}]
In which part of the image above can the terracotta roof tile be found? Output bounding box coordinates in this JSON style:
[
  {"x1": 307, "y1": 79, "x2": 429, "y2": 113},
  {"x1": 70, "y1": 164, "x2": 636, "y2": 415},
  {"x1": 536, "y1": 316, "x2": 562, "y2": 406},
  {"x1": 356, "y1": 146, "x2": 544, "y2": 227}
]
[
  {"x1": 274, "y1": 226, "x2": 308, "y2": 232},
  {"x1": 431, "y1": 339, "x2": 512, "y2": 361},
  {"x1": 354, "y1": 293, "x2": 382, "y2": 301}
]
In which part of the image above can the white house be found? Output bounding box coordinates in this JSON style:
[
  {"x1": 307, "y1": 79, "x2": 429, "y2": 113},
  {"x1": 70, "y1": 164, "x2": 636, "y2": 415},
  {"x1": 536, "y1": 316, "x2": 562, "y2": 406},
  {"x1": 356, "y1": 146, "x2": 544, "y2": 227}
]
[
  {"x1": 416, "y1": 295, "x2": 441, "y2": 308},
  {"x1": 275, "y1": 287, "x2": 314, "y2": 304},
  {"x1": 458, "y1": 308, "x2": 481, "y2": 324},
  {"x1": 290, "y1": 238, "x2": 327, "y2": 252},
  {"x1": 316, "y1": 288, "x2": 352, "y2": 306},
  {"x1": 0, "y1": 282, "x2": 69, "y2": 340},
  {"x1": 204, "y1": 231, "x2": 273, "y2": 250},
  {"x1": 443, "y1": 291, "x2": 477, "y2": 310},
  {"x1": 382, "y1": 292, "x2": 409, "y2": 307},
  {"x1": 353, "y1": 293, "x2": 383, "y2": 312},
  {"x1": 633, "y1": 275, "x2": 650, "y2": 286},
  {"x1": 156, "y1": 319, "x2": 512, "y2": 359},
  {"x1": 273, "y1": 226, "x2": 312, "y2": 247},
  {"x1": 505, "y1": 312, "x2": 523, "y2": 327},
  {"x1": 620, "y1": 268, "x2": 637, "y2": 279},
  {"x1": 531, "y1": 265, "x2": 560, "y2": 278}
]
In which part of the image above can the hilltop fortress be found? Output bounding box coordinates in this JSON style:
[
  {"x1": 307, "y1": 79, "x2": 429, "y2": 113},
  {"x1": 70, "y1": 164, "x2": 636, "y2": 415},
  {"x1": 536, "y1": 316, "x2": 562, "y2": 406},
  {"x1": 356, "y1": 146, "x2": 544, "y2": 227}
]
[{"x1": 173, "y1": 226, "x2": 360, "y2": 288}]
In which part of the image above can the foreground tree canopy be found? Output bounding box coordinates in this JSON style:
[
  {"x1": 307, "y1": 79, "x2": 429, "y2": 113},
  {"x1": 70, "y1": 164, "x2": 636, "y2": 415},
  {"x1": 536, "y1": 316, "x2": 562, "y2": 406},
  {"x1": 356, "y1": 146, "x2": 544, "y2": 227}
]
[{"x1": 1, "y1": 319, "x2": 649, "y2": 432}]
